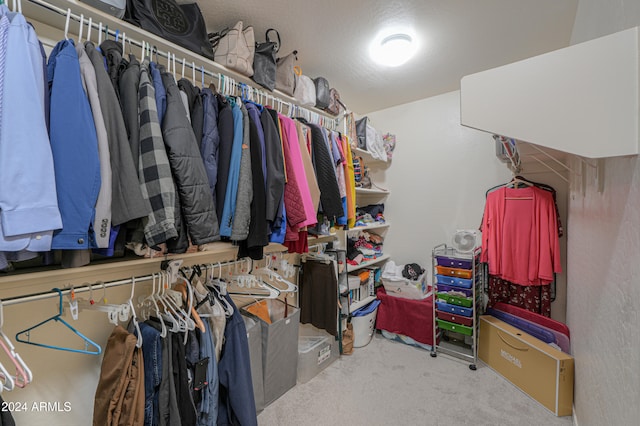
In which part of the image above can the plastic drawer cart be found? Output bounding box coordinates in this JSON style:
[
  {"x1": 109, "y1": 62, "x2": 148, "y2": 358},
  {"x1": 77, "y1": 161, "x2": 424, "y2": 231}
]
[{"x1": 430, "y1": 244, "x2": 484, "y2": 370}]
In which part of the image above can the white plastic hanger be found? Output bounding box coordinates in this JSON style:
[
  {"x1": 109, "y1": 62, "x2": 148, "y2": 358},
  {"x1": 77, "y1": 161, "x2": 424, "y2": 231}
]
[
  {"x1": 140, "y1": 274, "x2": 167, "y2": 338},
  {"x1": 128, "y1": 277, "x2": 143, "y2": 348},
  {"x1": 204, "y1": 262, "x2": 234, "y2": 317},
  {"x1": 156, "y1": 271, "x2": 183, "y2": 333},
  {"x1": 160, "y1": 271, "x2": 194, "y2": 332},
  {"x1": 63, "y1": 8, "x2": 71, "y2": 40},
  {"x1": 77, "y1": 14, "x2": 84, "y2": 44},
  {"x1": 86, "y1": 17, "x2": 92, "y2": 43},
  {"x1": 0, "y1": 301, "x2": 29, "y2": 390},
  {"x1": 74, "y1": 283, "x2": 130, "y2": 326}
]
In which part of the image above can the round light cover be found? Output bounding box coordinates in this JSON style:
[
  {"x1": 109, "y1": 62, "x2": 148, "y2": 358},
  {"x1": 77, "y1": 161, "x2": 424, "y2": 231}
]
[{"x1": 370, "y1": 31, "x2": 418, "y2": 67}]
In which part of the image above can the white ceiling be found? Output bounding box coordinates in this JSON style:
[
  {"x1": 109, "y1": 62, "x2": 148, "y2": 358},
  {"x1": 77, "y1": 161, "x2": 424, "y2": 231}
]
[{"x1": 197, "y1": 0, "x2": 578, "y2": 114}]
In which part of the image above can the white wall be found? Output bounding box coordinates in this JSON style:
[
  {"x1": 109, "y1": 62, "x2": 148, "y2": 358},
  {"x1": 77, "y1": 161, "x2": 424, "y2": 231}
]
[
  {"x1": 567, "y1": 1, "x2": 640, "y2": 425},
  {"x1": 366, "y1": 91, "x2": 512, "y2": 281}
]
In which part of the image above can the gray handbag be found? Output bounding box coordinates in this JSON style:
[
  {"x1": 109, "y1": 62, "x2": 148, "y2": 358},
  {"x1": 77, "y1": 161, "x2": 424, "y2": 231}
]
[
  {"x1": 314, "y1": 77, "x2": 330, "y2": 109},
  {"x1": 276, "y1": 50, "x2": 298, "y2": 96},
  {"x1": 252, "y1": 29, "x2": 280, "y2": 91}
]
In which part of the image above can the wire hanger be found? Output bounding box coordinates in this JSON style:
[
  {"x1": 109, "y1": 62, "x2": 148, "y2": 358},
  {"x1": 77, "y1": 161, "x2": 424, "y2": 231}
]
[
  {"x1": 0, "y1": 301, "x2": 30, "y2": 390},
  {"x1": 15, "y1": 289, "x2": 102, "y2": 355}
]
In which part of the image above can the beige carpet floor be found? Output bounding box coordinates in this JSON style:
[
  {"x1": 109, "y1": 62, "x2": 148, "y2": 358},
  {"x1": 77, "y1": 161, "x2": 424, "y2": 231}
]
[{"x1": 258, "y1": 332, "x2": 574, "y2": 426}]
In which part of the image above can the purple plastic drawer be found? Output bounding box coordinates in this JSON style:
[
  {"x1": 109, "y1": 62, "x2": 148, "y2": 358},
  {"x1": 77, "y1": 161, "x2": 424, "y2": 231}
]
[
  {"x1": 435, "y1": 284, "x2": 472, "y2": 297},
  {"x1": 435, "y1": 255, "x2": 472, "y2": 270}
]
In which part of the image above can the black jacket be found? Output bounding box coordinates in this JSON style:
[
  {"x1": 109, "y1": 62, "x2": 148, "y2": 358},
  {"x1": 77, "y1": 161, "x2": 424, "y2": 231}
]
[
  {"x1": 238, "y1": 116, "x2": 268, "y2": 260},
  {"x1": 260, "y1": 108, "x2": 285, "y2": 224},
  {"x1": 215, "y1": 95, "x2": 234, "y2": 224},
  {"x1": 160, "y1": 72, "x2": 219, "y2": 245},
  {"x1": 118, "y1": 54, "x2": 141, "y2": 169},
  {"x1": 177, "y1": 78, "x2": 204, "y2": 149},
  {"x1": 303, "y1": 120, "x2": 344, "y2": 219}
]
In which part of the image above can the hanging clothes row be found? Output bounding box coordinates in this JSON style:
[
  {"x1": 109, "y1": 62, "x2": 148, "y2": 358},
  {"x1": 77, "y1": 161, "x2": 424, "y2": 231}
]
[
  {"x1": 0, "y1": 2, "x2": 358, "y2": 272},
  {"x1": 91, "y1": 269, "x2": 262, "y2": 426},
  {"x1": 480, "y1": 175, "x2": 562, "y2": 317}
]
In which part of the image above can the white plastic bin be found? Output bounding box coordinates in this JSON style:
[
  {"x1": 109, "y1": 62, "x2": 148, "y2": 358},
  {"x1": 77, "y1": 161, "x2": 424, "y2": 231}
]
[
  {"x1": 351, "y1": 303, "x2": 379, "y2": 348},
  {"x1": 297, "y1": 324, "x2": 339, "y2": 383}
]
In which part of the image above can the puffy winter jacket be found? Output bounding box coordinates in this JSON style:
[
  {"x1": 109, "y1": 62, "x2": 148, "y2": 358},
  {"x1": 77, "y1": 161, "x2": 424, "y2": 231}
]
[{"x1": 160, "y1": 71, "x2": 219, "y2": 244}]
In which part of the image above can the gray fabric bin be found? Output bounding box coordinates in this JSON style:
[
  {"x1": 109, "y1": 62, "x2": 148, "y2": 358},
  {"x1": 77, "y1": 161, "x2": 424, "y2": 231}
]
[
  {"x1": 242, "y1": 315, "x2": 265, "y2": 413},
  {"x1": 242, "y1": 299, "x2": 300, "y2": 406}
]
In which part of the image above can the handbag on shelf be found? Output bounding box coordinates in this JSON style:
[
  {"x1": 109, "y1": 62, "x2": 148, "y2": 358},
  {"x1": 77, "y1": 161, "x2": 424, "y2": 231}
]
[
  {"x1": 313, "y1": 77, "x2": 331, "y2": 109},
  {"x1": 252, "y1": 28, "x2": 280, "y2": 90},
  {"x1": 355, "y1": 116, "x2": 369, "y2": 149},
  {"x1": 124, "y1": 0, "x2": 214, "y2": 59},
  {"x1": 275, "y1": 50, "x2": 298, "y2": 96},
  {"x1": 212, "y1": 21, "x2": 255, "y2": 77},
  {"x1": 326, "y1": 87, "x2": 345, "y2": 116},
  {"x1": 293, "y1": 67, "x2": 316, "y2": 107}
]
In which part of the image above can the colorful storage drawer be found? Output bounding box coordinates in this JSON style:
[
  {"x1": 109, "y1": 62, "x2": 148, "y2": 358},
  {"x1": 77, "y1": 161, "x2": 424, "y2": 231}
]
[
  {"x1": 435, "y1": 300, "x2": 473, "y2": 317},
  {"x1": 436, "y1": 310, "x2": 474, "y2": 327},
  {"x1": 436, "y1": 319, "x2": 473, "y2": 336},
  {"x1": 436, "y1": 292, "x2": 473, "y2": 307},
  {"x1": 434, "y1": 255, "x2": 472, "y2": 270},
  {"x1": 435, "y1": 274, "x2": 473, "y2": 289},
  {"x1": 435, "y1": 266, "x2": 472, "y2": 279},
  {"x1": 435, "y1": 284, "x2": 473, "y2": 297}
]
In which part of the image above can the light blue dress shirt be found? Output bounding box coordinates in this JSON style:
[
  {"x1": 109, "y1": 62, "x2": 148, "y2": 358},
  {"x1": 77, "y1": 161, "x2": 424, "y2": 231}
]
[{"x1": 0, "y1": 6, "x2": 62, "y2": 253}]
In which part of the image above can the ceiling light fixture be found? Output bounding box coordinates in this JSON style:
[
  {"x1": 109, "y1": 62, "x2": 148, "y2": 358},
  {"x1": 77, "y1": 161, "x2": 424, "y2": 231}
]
[{"x1": 370, "y1": 30, "x2": 418, "y2": 67}]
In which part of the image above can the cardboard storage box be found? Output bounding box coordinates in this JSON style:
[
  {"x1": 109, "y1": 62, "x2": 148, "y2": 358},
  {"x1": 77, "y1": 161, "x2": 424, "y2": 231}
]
[{"x1": 479, "y1": 316, "x2": 574, "y2": 416}]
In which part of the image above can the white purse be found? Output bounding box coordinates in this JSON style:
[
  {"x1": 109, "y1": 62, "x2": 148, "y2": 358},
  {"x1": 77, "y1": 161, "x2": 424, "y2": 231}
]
[{"x1": 293, "y1": 66, "x2": 316, "y2": 107}]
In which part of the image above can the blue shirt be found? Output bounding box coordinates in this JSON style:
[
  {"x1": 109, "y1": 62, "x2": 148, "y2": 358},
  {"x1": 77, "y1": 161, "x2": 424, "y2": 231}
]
[
  {"x1": 219, "y1": 102, "x2": 244, "y2": 237},
  {"x1": 149, "y1": 62, "x2": 167, "y2": 125},
  {"x1": 47, "y1": 39, "x2": 101, "y2": 249},
  {"x1": 0, "y1": 7, "x2": 61, "y2": 252}
]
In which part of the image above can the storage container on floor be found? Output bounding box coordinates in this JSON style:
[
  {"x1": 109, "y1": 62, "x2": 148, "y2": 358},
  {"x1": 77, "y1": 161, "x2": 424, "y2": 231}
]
[
  {"x1": 351, "y1": 300, "x2": 380, "y2": 347},
  {"x1": 297, "y1": 323, "x2": 339, "y2": 383},
  {"x1": 242, "y1": 315, "x2": 265, "y2": 413},
  {"x1": 242, "y1": 299, "x2": 300, "y2": 406}
]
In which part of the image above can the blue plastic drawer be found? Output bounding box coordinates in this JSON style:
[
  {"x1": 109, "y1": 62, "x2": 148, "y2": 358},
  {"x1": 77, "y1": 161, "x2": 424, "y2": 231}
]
[
  {"x1": 435, "y1": 274, "x2": 473, "y2": 289},
  {"x1": 435, "y1": 255, "x2": 472, "y2": 270},
  {"x1": 435, "y1": 300, "x2": 473, "y2": 317}
]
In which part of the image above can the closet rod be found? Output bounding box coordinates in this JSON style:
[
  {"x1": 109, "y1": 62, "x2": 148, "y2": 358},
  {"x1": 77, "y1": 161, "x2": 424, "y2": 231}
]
[
  {"x1": 25, "y1": 0, "x2": 340, "y2": 130},
  {"x1": 0, "y1": 258, "x2": 249, "y2": 307}
]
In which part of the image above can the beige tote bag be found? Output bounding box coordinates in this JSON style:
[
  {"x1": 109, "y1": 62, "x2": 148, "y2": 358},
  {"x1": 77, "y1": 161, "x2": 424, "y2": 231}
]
[{"x1": 214, "y1": 21, "x2": 255, "y2": 77}]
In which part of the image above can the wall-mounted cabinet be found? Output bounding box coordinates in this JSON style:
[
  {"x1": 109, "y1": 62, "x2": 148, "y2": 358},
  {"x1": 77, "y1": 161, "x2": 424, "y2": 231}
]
[{"x1": 461, "y1": 27, "x2": 640, "y2": 159}]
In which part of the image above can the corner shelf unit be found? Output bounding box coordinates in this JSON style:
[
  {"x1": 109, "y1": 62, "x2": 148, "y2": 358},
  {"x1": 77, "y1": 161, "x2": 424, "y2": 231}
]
[{"x1": 430, "y1": 244, "x2": 483, "y2": 370}]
